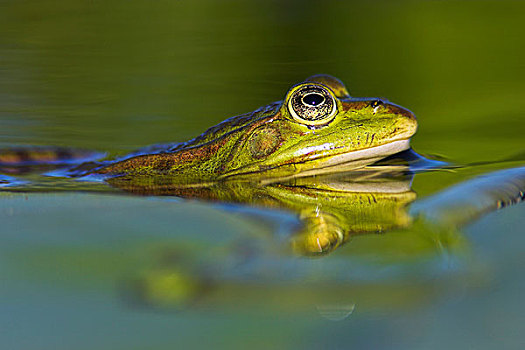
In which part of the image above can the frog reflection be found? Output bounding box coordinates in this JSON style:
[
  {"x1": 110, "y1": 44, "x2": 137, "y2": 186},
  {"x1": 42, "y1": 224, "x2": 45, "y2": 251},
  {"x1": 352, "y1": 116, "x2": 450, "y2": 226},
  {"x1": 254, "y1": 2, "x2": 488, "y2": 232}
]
[{"x1": 107, "y1": 161, "x2": 417, "y2": 256}]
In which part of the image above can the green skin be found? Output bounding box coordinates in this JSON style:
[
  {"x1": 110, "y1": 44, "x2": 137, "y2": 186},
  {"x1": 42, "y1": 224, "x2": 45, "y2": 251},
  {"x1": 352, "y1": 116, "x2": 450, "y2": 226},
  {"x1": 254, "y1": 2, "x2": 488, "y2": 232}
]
[{"x1": 92, "y1": 75, "x2": 418, "y2": 182}]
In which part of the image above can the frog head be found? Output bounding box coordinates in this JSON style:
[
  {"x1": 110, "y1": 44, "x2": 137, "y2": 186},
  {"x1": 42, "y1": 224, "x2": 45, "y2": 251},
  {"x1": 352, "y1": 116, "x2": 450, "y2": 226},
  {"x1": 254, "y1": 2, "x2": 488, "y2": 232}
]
[{"x1": 219, "y1": 74, "x2": 418, "y2": 180}]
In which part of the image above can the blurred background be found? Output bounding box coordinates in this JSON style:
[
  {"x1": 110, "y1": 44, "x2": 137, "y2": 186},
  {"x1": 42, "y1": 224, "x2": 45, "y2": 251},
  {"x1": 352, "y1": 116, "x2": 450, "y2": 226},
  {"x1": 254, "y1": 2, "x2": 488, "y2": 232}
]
[
  {"x1": 2, "y1": 0, "x2": 524, "y2": 162},
  {"x1": 1, "y1": 1, "x2": 525, "y2": 349}
]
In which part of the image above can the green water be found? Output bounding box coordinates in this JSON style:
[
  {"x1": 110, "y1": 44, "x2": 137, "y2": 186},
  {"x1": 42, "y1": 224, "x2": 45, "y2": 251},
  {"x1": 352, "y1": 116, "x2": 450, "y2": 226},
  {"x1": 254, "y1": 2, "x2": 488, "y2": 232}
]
[{"x1": 1, "y1": 1, "x2": 525, "y2": 349}]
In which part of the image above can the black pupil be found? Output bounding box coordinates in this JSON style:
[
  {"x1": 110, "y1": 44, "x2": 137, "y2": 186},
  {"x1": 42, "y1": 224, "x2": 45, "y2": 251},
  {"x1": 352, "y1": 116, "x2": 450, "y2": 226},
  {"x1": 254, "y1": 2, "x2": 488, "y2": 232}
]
[{"x1": 303, "y1": 93, "x2": 325, "y2": 106}]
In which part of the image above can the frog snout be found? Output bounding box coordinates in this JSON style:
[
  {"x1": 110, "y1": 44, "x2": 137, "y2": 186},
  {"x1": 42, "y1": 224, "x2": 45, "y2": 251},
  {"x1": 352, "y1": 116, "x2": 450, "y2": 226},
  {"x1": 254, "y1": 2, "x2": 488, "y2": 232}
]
[{"x1": 389, "y1": 104, "x2": 418, "y2": 137}]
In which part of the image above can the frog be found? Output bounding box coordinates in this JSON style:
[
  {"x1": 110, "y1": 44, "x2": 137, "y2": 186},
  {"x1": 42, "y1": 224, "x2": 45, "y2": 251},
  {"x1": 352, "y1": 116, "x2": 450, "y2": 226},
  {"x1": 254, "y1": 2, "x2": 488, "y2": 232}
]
[{"x1": 0, "y1": 74, "x2": 417, "y2": 183}]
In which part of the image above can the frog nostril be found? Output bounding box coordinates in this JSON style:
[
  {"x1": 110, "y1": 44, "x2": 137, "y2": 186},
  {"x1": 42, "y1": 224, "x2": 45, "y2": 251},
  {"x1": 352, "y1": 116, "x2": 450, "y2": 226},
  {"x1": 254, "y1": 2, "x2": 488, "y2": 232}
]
[{"x1": 370, "y1": 100, "x2": 384, "y2": 108}]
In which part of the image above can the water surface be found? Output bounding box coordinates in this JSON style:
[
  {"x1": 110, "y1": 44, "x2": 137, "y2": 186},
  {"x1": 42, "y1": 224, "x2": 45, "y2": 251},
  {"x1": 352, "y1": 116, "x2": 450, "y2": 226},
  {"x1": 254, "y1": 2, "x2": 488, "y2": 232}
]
[{"x1": 1, "y1": 1, "x2": 525, "y2": 349}]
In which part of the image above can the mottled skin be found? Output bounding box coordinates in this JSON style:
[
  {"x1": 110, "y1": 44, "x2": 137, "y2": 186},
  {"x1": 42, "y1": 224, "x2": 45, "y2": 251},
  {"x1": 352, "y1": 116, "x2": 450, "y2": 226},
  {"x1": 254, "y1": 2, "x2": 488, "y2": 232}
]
[{"x1": 92, "y1": 75, "x2": 417, "y2": 181}]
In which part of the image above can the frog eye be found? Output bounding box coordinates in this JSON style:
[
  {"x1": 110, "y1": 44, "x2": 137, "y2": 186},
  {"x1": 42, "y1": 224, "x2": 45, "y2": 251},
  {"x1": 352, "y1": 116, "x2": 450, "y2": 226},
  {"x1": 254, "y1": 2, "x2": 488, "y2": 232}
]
[{"x1": 288, "y1": 84, "x2": 337, "y2": 126}]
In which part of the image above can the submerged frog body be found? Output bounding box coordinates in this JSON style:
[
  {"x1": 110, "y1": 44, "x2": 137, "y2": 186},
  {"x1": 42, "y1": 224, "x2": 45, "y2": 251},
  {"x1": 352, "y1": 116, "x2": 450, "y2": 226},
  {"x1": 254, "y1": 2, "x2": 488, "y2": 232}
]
[{"x1": 0, "y1": 75, "x2": 417, "y2": 182}]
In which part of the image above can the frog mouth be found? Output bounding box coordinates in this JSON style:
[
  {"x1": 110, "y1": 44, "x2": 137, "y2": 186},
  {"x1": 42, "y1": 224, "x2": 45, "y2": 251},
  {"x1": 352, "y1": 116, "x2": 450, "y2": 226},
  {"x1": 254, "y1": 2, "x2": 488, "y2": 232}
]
[
  {"x1": 314, "y1": 139, "x2": 411, "y2": 168},
  {"x1": 281, "y1": 138, "x2": 412, "y2": 179},
  {"x1": 222, "y1": 139, "x2": 411, "y2": 181}
]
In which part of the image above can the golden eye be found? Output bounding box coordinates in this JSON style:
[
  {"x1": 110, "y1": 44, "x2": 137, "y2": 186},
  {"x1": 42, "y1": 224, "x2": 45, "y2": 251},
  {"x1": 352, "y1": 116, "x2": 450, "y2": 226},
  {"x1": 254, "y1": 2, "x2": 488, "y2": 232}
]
[{"x1": 288, "y1": 84, "x2": 337, "y2": 126}]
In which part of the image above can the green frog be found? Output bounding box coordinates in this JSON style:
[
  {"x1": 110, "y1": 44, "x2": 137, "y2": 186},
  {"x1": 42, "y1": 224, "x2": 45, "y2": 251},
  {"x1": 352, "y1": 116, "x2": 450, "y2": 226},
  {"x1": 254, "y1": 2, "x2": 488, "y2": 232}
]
[{"x1": 0, "y1": 75, "x2": 417, "y2": 183}]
